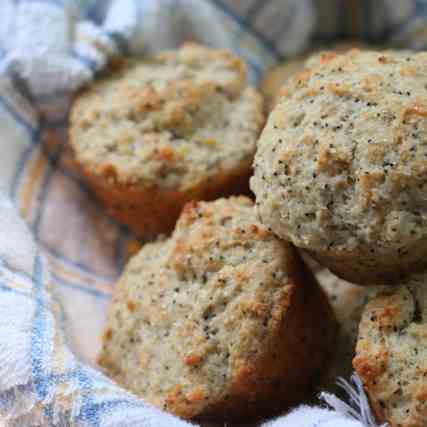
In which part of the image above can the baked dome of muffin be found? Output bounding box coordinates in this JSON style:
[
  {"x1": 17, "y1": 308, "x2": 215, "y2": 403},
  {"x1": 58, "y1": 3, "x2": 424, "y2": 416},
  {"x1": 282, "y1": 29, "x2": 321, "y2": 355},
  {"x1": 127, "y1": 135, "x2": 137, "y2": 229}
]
[
  {"x1": 354, "y1": 272, "x2": 427, "y2": 427},
  {"x1": 251, "y1": 49, "x2": 427, "y2": 284},
  {"x1": 70, "y1": 43, "x2": 264, "y2": 237},
  {"x1": 98, "y1": 197, "x2": 336, "y2": 420}
]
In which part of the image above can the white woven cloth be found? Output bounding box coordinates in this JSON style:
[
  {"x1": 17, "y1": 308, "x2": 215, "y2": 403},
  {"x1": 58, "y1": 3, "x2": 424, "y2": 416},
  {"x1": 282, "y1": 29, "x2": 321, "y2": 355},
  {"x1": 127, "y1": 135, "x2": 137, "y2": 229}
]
[{"x1": 1, "y1": 0, "x2": 427, "y2": 425}]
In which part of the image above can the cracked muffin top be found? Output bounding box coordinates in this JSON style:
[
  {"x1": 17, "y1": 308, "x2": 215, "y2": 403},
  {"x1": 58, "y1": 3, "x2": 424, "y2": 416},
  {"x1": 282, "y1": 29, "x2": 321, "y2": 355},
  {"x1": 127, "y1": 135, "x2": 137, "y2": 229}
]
[
  {"x1": 251, "y1": 49, "x2": 427, "y2": 284},
  {"x1": 70, "y1": 43, "x2": 263, "y2": 191},
  {"x1": 98, "y1": 196, "x2": 335, "y2": 420},
  {"x1": 354, "y1": 272, "x2": 427, "y2": 427}
]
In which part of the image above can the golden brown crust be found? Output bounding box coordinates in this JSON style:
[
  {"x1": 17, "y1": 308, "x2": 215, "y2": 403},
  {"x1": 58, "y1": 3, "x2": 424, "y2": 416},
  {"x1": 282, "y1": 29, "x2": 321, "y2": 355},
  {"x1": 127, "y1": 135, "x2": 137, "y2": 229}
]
[
  {"x1": 99, "y1": 197, "x2": 336, "y2": 420},
  {"x1": 79, "y1": 158, "x2": 253, "y2": 237},
  {"x1": 252, "y1": 49, "x2": 427, "y2": 284},
  {"x1": 354, "y1": 275, "x2": 427, "y2": 427},
  {"x1": 70, "y1": 43, "x2": 263, "y2": 237},
  {"x1": 260, "y1": 41, "x2": 371, "y2": 112},
  {"x1": 194, "y1": 254, "x2": 336, "y2": 421}
]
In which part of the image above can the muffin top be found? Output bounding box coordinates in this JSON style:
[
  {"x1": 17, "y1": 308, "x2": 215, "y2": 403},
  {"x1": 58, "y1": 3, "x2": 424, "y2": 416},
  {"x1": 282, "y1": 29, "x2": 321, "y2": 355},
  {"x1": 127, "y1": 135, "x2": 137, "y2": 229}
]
[
  {"x1": 260, "y1": 41, "x2": 370, "y2": 112},
  {"x1": 70, "y1": 43, "x2": 263, "y2": 191},
  {"x1": 251, "y1": 49, "x2": 427, "y2": 258},
  {"x1": 99, "y1": 197, "x2": 316, "y2": 418},
  {"x1": 353, "y1": 273, "x2": 427, "y2": 427}
]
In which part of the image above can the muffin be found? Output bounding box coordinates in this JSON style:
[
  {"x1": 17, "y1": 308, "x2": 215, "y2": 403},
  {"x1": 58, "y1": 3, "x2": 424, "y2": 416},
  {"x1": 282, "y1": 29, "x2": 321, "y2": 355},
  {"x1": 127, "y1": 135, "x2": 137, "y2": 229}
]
[
  {"x1": 98, "y1": 197, "x2": 336, "y2": 420},
  {"x1": 260, "y1": 41, "x2": 369, "y2": 112},
  {"x1": 316, "y1": 270, "x2": 370, "y2": 389},
  {"x1": 70, "y1": 43, "x2": 264, "y2": 238},
  {"x1": 353, "y1": 273, "x2": 427, "y2": 427},
  {"x1": 251, "y1": 49, "x2": 427, "y2": 284}
]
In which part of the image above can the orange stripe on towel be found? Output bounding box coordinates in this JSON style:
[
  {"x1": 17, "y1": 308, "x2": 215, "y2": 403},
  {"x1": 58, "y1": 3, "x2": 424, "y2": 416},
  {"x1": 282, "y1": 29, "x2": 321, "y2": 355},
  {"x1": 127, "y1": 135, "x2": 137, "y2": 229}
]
[
  {"x1": 46, "y1": 253, "x2": 114, "y2": 296},
  {"x1": 19, "y1": 150, "x2": 48, "y2": 220}
]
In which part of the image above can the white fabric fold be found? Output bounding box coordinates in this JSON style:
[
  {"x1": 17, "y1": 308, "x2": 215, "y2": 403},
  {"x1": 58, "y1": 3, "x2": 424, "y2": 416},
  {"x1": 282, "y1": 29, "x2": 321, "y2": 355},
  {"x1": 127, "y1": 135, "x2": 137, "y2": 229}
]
[{"x1": 1, "y1": 0, "x2": 425, "y2": 425}]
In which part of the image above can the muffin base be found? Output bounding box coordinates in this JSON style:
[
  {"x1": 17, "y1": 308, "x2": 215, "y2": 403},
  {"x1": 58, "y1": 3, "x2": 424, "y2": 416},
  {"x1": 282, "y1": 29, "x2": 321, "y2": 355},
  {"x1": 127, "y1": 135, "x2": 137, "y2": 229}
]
[
  {"x1": 79, "y1": 162, "x2": 254, "y2": 238},
  {"x1": 100, "y1": 253, "x2": 337, "y2": 421},
  {"x1": 307, "y1": 238, "x2": 427, "y2": 285},
  {"x1": 193, "y1": 255, "x2": 337, "y2": 421}
]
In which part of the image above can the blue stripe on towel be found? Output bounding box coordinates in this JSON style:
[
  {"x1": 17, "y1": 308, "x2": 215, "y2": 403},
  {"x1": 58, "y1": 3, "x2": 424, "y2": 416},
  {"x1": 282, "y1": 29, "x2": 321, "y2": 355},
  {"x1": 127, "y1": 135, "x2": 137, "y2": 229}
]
[
  {"x1": 71, "y1": 50, "x2": 99, "y2": 73},
  {"x1": 0, "y1": 257, "x2": 36, "y2": 282},
  {"x1": 46, "y1": 243, "x2": 115, "y2": 282},
  {"x1": 86, "y1": 0, "x2": 105, "y2": 24},
  {"x1": 209, "y1": 0, "x2": 282, "y2": 59},
  {"x1": 383, "y1": 0, "x2": 427, "y2": 41},
  {"x1": 77, "y1": 398, "x2": 147, "y2": 426},
  {"x1": 76, "y1": 368, "x2": 98, "y2": 426},
  {"x1": 0, "y1": 281, "x2": 32, "y2": 296},
  {"x1": 31, "y1": 255, "x2": 49, "y2": 400},
  {"x1": 9, "y1": 134, "x2": 38, "y2": 198},
  {"x1": 246, "y1": 58, "x2": 263, "y2": 81},
  {"x1": 10, "y1": 118, "x2": 66, "y2": 201},
  {"x1": 31, "y1": 368, "x2": 96, "y2": 424},
  {"x1": 13, "y1": 119, "x2": 130, "y2": 278},
  {"x1": 53, "y1": 272, "x2": 112, "y2": 300},
  {"x1": 15, "y1": 0, "x2": 64, "y2": 7},
  {"x1": 0, "y1": 95, "x2": 39, "y2": 199},
  {"x1": 0, "y1": 95, "x2": 36, "y2": 135},
  {"x1": 29, "y1": 135, "x2": 117, "y2": 283},
  {"x1": 415, "y1": 0, "x2": 427, "y2": 16}
]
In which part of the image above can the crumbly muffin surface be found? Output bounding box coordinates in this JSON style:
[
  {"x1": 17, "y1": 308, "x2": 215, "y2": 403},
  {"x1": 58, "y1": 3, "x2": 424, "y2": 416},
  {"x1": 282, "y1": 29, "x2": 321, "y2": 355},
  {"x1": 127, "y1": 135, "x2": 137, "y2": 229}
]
[
  {"x1": 99, "y1": 197, "x2": 335, "y2": 419},
  {"x1": 260, "y1": 41, "x2": 369, "y2": 112},
  {"x1": 70, "y1": 43, "x2": 263, "y2": 191},
  {"x1": 354, "y1": 273, "x2": 427, "y2": 427},
  {"x1": 251, "y1": 49, "x2": 427, "y2": 283}
]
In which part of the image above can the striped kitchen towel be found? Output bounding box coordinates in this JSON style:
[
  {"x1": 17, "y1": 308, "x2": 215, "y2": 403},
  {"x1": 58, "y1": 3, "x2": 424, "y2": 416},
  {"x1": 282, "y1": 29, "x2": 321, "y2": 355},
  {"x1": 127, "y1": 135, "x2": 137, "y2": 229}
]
[{"x1": 1, "y1": 0, "x2": 427, "y2": 425}]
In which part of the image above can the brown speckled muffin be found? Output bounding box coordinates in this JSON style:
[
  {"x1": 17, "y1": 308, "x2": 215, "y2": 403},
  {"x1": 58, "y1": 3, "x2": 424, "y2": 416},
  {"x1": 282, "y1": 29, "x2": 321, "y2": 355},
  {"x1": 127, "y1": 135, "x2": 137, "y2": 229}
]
[
  {"x1": 70, "y1": 43, "x2": 264, "y2": 238},
  {"x1": 353, "y1": 273, "x2": 427, "y2": 427},
  {"x1": 260, "y1": 41, "x2": 370, "y2": 112},
  {"x1": 251, "y1": 49, "x2": 427, "y2": 284},
  {"x1": 98, "y1": 197, "x2": 336, "y2": 420}
]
